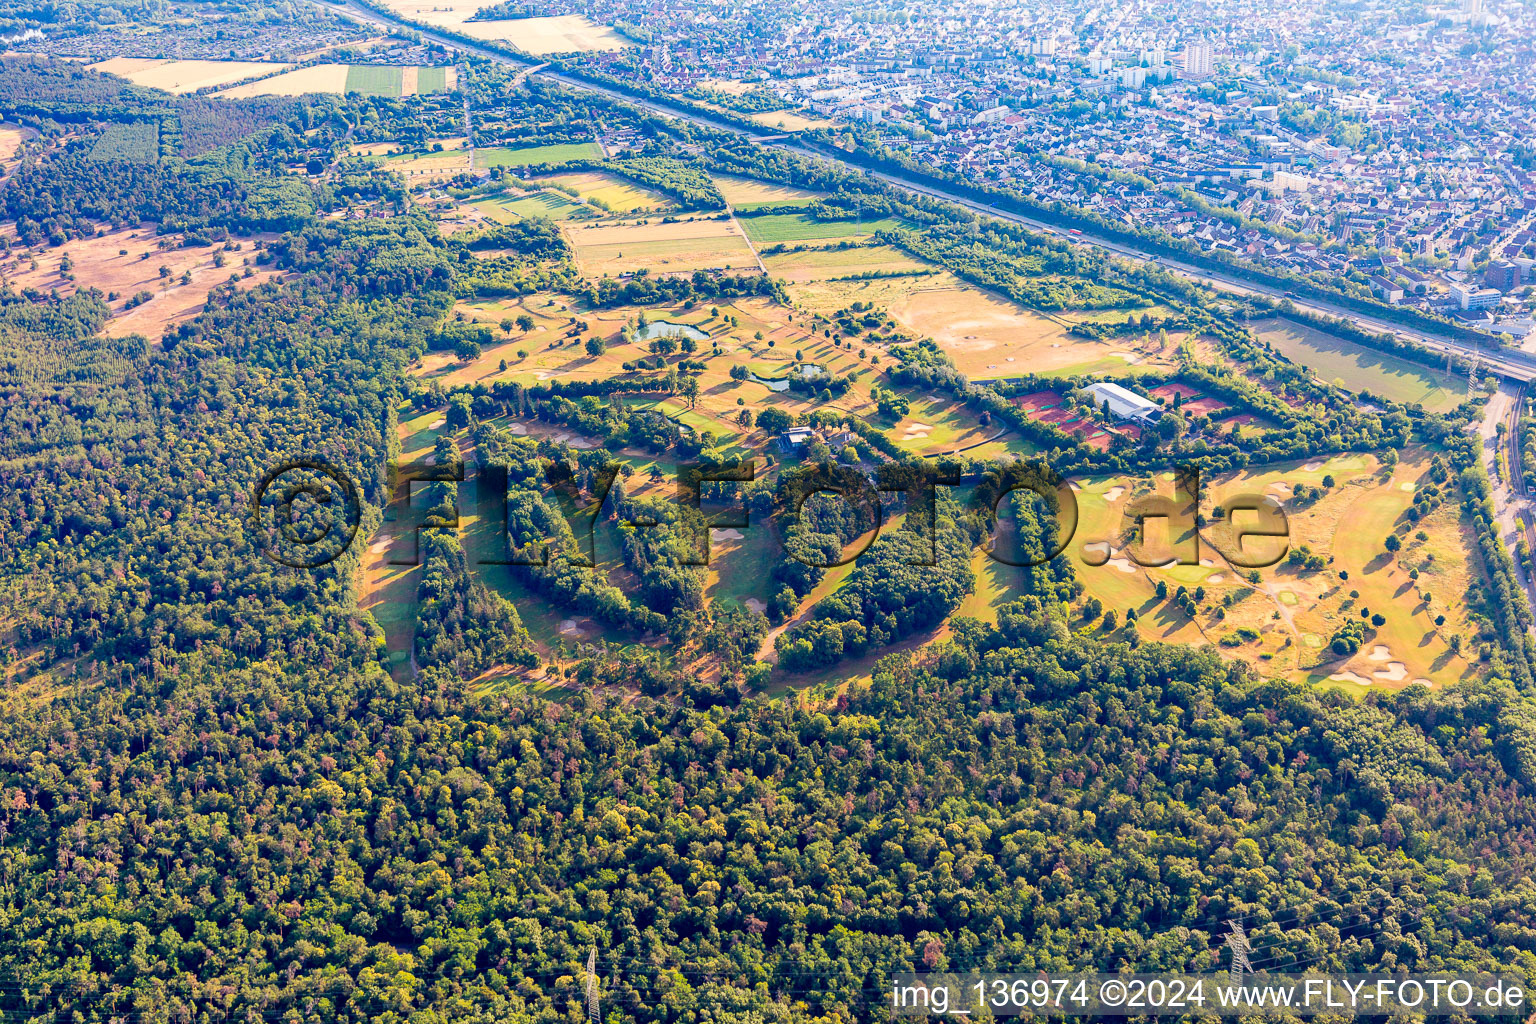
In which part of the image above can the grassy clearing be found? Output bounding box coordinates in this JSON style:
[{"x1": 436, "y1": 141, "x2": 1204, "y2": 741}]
[
  {"x1": 219, "y1": 64, "x2": 352, "y2": 97},
  {"x1": 1065, "y1": 451, "x2": 1482, "y2": 689},
  {"x1": 0, "y1": 124, "x2": 35, "y2": 163},
  {"x1": 539, "y1": 171, "x2": 674, "y2": 214},
  {"x1": 475, "y1": 142, "x2": 602, "y2": 169},
  {"x1": 738, "y1": 212, "x2": 904, "y2": 245},
  {"x1": 762, "y1": 244, "x2": 934, "y2": 284},
  {"x1": 439, "y1": 294, "x2": 884, "y2": 430},
  {"x1": 344, "y1": 65, "x2": 404, "y2": 97},
  {"x1": 887, "y1": 281, "x2": 1178, "y2": 379},
  {"x1": 785, "y1": 272, "x2": 1156, "y2": 381},
  {"x1": 91, "y1": 58, "x2": 293, "y2": 94},
  {"x1": 885, "y1": 391, "x2": 1033, "y2": 458},
  {"x1": 706, "y1": 520, "x2": 780, "y2": 614},
  {"x1": 566, "y1": 217, "x2": 760, "y2": 277},
  {"x1": 745, "y1": 109, "x2": 835, "y2": 132},
  {"x1": 380, "y1": 150, "x2": 474, "y2": 178},
  {"x1": 1252, "y1": 317, "x2": 1465, "y2": 412},
  {"x1": 0, "y1": 225, "x2": 279, "y2": 341},
  {"x1": 472, "y1": 190, "x2": 588, "y2": 224},
  {"x1": 377, "y1": 0, "x2": 631, "y2": 52},
  {"x1": 711, "y1": 173, "x2": 824, "y2": 209},
  {"x1": 417, "y1": 66, "x2": 454, "y2": 94}
]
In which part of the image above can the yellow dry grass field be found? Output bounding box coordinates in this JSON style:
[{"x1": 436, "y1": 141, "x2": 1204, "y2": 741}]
[
  {"x1": 566, "y1": 217, "x2": 761, "y2": 277},
  {"x1": 1061, "y1": 451, "x2": 1482, "y2": 689},
  {"x1": 354, "y1": 137, "x2": 468, "y2": 157},
  {"x1": 700, "y1": 78, "x2": 755, "y2": 96},
  {"x1": 884, "y1": 281, "x2": 1178, "y2": 378},
  {"x1": 747, "y1": 109, "x2": 835, "y2": 132},
  {"x1": 538, "y1": 171, "x2": 672, "y2": 214},
  {"x1": 0, "y1": 227, "x2": 279, "y2": 341},
  {"x1": 0, "y1": 124, "x2": 35, "y2": 163},
  {"x1": 763, "y1": 244, "x2": 933, "y2": 284},
  {"x1": 90, "y1": 58, "x2": 292, "y2": 94},
  {"x1": 386, "y1": 151, "x2": 474, "y2": 179},
  {"x1": 218, "y1": 64, "x2": 352, "y2": 97},
  {"x1": 428, "y1": 293, "x2": 884, "y2": 431},
  {"x1": 376, "y1": 0, "x2": 630, "y2": 52},
  {"x1": 712, "y1": 173, "x2": 823, "y2": 208}
]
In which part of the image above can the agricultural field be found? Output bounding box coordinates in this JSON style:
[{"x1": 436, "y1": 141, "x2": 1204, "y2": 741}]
[
  {"x1": 344, "y1": 65, "x2": 404, "y2": 97},
  {"x1": 711, "y1": 173, "x2": 823, "y2": 211},
  {"x1": 762, "y1": 243, "x2": 936, "y2": 284},
  {"x1": 537, "y1": 171, "x2": 674, "y2": 214},
  {"x1": 416, "y1": 66, "x2": 456, "y2": 93},
  {"x1": 88, "y1": 58, "x2": 292, "y2": 93},
  {"x1": 1252, "y1": 316, "x2": 1466, "y2": 412},
  {"x1": 356, "y1": 137, "x2": 468, "y2": 158},
  {"x1": 0, "y1": 227, "x2": 280, "y2": 341},
  {"x1": 218, "y1": 64, "x2": 350, "y2": 97},
  {"x1": 375, "y1": 0, "x2": 631, "y2": 52},
  {"x1": 474, "y1": 142, "x2": 603, "y2": 169},
  {"x1": 88, "y1": 123, "x2": 160, "y2": 163},
  {"x1": 566, "y1": 217, "x2": 761, "y2": 277},
  {"x1": 376, "y1": 148, "x2": 474, "y2": 179},
  {"x1": 738, "y1": 211, "x2": 904, "y2": 245},
  {"x1": 471, "y1": 190, "x2": 589, "y2": 224},
  {"x1": 218, "y1": 64, "x2": 451, "y2": 98},
  {"x1": 1064, "y1": 450, "x2": 1483, "y2": 689}
]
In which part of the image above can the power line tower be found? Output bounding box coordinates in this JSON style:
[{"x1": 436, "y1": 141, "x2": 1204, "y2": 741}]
[
  {"x1": 1225, "y1": 920, "x2": 1253, "y2": 984},
  {"x1": 586, "y1": 947, "x2": 600, "y2": 1024}
]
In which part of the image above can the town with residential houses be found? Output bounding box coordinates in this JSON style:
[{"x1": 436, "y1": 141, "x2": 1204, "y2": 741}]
[{"x1": 540, "y1": 0, "x2": 1536, "y2": 344}]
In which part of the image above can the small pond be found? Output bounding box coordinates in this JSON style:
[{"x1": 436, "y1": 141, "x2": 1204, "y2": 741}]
[{"x1": 636, "y1": 320, "x2": 709, "y2": 343}]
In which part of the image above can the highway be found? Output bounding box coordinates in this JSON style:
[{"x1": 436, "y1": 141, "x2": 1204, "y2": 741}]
[{"x1": 313, "y1": 0, "x2": 1536, "y2": 382}]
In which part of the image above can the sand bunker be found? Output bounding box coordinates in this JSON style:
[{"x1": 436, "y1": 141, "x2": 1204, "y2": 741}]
[
  {"x1": 558, "y1": 619, "x2": 585, "y2": 637},
  {"x1": 1329, "y1": 670, "x2": 1372, "y2": 685},
  {"x1": 1209, "y1": 573, "x2": 1225, "y2": 583},
  {"x1": 1411, "y1": 677, "x2": 1432, "y2": 686},
  {"x1": 710, "y1": 527, "x2": 746, "y2": 541},
  {"x1": 1082, "y1": 542, "x2": 1138, "y2": 574},
  {"x1": 1302, "y1": 461, "x2": 1324, "y2": 472},
  {"x1": 1373, "y1": 662, "x2": 1408, "y2": 682},
  {"x1": 1103, "y1": 486, "x2": 1126, "y2": 502},
  {"x1": 1367, "y1": 644, "x2": 1392, "y2": 662}
]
